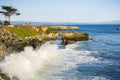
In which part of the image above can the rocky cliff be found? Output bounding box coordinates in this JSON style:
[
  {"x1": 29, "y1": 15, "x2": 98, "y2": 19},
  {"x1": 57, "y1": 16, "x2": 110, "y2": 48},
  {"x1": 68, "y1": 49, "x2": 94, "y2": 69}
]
[
  {"x1": 0, "y1": 44, "x2": 3, "y2": 59},
  {"x1": 0, "y1": 25, "x2": 88, "y2": 57},
  {"x1": 0, "y1": 27, "x2": 59, "y2": 58},
  {"x1": 0, "y1": 29, "x2": 26, "y2": 56},
  {"x1": 0, "y1": 25, "x2": 90, "y2": 80}
]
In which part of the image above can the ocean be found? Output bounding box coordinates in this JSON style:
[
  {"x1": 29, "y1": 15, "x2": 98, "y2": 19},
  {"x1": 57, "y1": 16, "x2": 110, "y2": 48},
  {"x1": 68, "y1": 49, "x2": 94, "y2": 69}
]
[{"x1": 0, "y1": 24, "x2": 120, "y2": 80}]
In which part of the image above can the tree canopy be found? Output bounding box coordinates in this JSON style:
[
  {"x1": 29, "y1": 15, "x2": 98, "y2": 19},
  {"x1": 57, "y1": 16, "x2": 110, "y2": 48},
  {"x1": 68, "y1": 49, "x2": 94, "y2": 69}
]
[{"x1": 0, "y1": 5, "x2": 20, "y2": 25}]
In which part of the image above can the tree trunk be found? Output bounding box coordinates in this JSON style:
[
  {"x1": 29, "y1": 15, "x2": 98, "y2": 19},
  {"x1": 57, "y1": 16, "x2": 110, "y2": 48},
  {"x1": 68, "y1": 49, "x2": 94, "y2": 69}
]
[
  {"x1": 4, "y1": 16, "x2": 10, "y2": 25},
  {"x1": 5, "y1": 15, "x2": 8, "y2": 21},
  {"x1": 8, "y1": 16, "x2": 11, "y2": 24}
]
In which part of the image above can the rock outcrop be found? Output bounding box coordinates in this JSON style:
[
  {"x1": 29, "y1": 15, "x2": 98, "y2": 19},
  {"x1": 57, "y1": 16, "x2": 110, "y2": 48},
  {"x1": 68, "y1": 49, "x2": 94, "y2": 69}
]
[
  {"x1": 116, "y1": 27, "x2": 120, "y2": 30},
  {"x1": 0, "y1": 43, "x2": 5, "y2": 60},
  {"x1": 60, "y1": 32, "x2": 89, "y2": 45},
  {"x1": 25, "y1": 32, "x2": 59, "y2": 48},
  {"x1": 0, "y1": 28, "x2": 58, "y2": 54},
  {"x1": 25, "y1": 37, "x2": 44, "y2": 49},
  {"x1": 0, "y1": 70, "x2": 11, "y2": 80},
  {"x1": 47, "y1": 26, "x2": 79, "y2": 30},
  {"x1": 0, "y1": 44, "x2": 3, "y2": 59},
  {"x1": 0, "y1": 29, "x2": 43, "y2": 57},
  {"x1": 40, "y1": 33, "x2": 59, "y2": 41},
  {"x1": 0, "y1": 70, "x2": 19, "y2": 80},
  {"x1": 0, "y1": 26, "x2": 88, "y2": 53},
  {"x1": 0, "y1": 29, "x2": 27, "y2": 54}
]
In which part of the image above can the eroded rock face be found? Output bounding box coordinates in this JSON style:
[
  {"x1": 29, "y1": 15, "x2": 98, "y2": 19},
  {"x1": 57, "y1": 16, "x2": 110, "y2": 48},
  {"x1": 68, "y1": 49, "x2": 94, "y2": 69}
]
[
  {"x1": 0, "y1": 29, "x2": 45, "y2": 54},
  {"x1": 0, "y1": 70, "x2": 20, "y2": 80},
  {"x1": 25, "y1": 33, "x2": 59, "y2": 48},
  {"x1": 60, "y1": 32, "x2": 89, "y2": 45},
  {"x1": 0, "y1": 29, "x2": 26, "y2": 53},
  {"x1": 0, "y1": 44, "x2": 3, "y2": 56},
  {"x1": 25, "y1": 37, "x2": 44, "y2": 49},
  {"x1": 0, "y1": 28, "x2": 59, "y2": 54}
]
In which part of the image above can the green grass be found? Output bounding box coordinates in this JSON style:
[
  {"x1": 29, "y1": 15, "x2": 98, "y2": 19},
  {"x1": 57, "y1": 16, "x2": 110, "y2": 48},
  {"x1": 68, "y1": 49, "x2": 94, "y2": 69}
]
[
  {"x1": 3, "y1": 26, "x2": 38, "y2": 39},
  {"x1": 1, "y1": 26, "x2": 58, "y2": 39},
  {"x1": 45, "y1": 29, "x2": 58, "y2": 34}
]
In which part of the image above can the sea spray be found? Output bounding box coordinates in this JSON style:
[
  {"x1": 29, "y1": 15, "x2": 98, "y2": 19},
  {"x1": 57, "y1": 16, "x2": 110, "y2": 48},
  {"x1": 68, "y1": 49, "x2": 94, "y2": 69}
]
[{"x1": 0, "y1": 42, "x2": 100, "y2": 80}]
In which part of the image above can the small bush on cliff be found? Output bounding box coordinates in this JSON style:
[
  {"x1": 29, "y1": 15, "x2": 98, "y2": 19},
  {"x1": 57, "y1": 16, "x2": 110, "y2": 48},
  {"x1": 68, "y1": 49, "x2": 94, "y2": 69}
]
[
  {"x1": 45, "y1": 29, "x2": 58, "y2": 34},
  {"x1": 0, "y1": 20, "x2": 2, "y2": 25},
  {"x1": 4, "y1": 21, "x2": 10, "y2": 25}
]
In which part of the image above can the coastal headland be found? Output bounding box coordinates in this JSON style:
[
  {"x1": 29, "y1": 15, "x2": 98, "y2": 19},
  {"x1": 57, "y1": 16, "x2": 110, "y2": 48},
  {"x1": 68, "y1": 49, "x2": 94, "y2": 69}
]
[
  {"x1": 0, "y1": 25, "x2": 89, "y2": 57},
  {"x1": 0, "y1": 25, "x2": 89, "y2": 56},
  {"x1": 0, "y1": 25, "x2": 89, "y2": 80}
]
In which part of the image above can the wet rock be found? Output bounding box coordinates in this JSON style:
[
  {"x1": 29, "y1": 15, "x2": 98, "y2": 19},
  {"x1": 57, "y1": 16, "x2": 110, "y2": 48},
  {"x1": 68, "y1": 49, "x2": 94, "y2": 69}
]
[
  {"x1": 116, "y1": 27, "x2": 120, "y2": 30},
  {"x1": 60, "y1": 32, "x2": 89, "y2": 45},
  {"x1": 0, "y1": 70, "x2": 10, "y2": 80},
  {"x1": 0, "y1": 28, "x2": 59, "y2": 54},
  {"x1": 25, "y1": 33, "x2": 59, "y2": 48},
  {"x1": 0, "y1": 29, "x2": 44, "y2": 53},
  {"x1": 25, "y1": 37, "x2": 44, "y2": 49}
]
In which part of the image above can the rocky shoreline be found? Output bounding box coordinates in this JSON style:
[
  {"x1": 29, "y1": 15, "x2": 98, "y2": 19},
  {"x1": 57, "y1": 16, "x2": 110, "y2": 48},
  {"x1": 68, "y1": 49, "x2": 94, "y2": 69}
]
[
  {"x1": 0, "y1": 25, "x2": 89, "y2": 58},
  {"x1": 0, "y1": 25, "x2": 89, "y2": 80}
]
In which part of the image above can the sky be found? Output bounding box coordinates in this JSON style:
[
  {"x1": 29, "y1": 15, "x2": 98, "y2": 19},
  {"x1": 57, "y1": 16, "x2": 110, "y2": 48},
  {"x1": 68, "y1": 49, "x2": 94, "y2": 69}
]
[{"x1": 0, "y1": 0, "x2": 120, "y2": 23}]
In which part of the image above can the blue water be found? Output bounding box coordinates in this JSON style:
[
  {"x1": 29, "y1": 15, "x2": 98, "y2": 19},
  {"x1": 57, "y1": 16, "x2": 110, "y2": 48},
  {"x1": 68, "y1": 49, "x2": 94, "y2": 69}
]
[{"x1": 61, "y1": 25, "x2": 120, "y2": 80}]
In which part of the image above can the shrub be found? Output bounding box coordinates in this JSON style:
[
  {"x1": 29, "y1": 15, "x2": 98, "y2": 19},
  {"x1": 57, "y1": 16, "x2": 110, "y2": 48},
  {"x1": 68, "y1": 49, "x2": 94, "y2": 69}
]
[
  {"x1": 45, "y1": 29, "x2": 58, "y2": 34},
  {"x1": 0, "y1": 20, "x2": 3, "y2": 25},
  {"x1": 4, "y1": 21, "x2": 10, "y2": 25}
]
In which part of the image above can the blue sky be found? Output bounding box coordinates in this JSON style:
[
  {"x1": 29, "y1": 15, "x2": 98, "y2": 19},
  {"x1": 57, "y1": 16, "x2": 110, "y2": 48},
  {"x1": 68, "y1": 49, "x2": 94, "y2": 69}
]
[{"x1": 0, "y1": 0, "x2": 120, "y2": 23}]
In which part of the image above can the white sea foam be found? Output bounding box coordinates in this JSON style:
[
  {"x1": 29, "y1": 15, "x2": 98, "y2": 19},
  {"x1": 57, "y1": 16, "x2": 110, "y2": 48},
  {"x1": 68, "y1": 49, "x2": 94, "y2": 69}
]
[{"x1": 0, "y1": 42, "x2": 104, "y2": 80}]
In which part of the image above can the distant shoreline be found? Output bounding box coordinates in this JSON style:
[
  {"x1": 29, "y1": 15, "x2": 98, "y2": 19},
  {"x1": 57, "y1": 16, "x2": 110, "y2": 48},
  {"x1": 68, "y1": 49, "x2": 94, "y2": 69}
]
[{"x1": 9, "y1": 21, "x2": 120, "y2": 26}]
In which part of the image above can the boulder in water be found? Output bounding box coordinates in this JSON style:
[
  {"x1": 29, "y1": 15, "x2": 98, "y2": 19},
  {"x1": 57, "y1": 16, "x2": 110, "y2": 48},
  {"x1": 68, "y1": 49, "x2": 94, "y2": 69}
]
[
  {"x1": 60, "y1": 32, "x2": 89, "y2": 45},
  {"x1": 116, "y1": 27, "x2": 120, "y2": 30}
]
